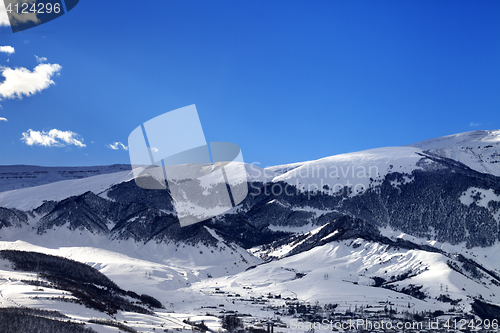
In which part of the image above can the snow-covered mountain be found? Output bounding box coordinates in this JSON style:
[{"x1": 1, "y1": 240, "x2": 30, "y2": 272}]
[
  {"x1": 0, "y1": 164, "x2": 131, "y2": 193},
  {"x1": 408, "y1": 129, "x2": 500, "y2": 176},
  {"x1": 0, "y1": 129, "x2": 499, "y2": 332}
]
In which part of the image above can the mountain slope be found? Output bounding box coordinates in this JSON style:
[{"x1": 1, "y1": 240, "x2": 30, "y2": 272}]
[
  {"x1": 407, "y1": 129, "x2": 500, "y2": 176},
  {"x1": 0, "y1": 164, "x2": 131, "y2": 192},
  {"x1": 0, "y1": 129, "x2": 499, "y2": 325}
]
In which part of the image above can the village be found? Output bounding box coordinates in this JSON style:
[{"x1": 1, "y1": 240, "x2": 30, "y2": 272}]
[{"x1": 195, "y1": 287, "x2": 499, "y2": 333}]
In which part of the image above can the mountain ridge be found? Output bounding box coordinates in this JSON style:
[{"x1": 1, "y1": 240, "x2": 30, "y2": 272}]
[{"x1": 0, "y1": 129, "x2": 499, "y2": 327}]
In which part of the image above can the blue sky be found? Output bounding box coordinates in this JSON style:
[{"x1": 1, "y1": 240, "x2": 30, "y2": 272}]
[{"x1": 0, "y1": 0, "x2": 499, "y2": 167}]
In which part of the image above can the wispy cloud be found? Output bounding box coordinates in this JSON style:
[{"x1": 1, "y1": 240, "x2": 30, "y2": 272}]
[
  {"x1": 0, "y1": 117, "x2": 7, "y2": 122},
  {"x1": 106, "y1": 141, "x2": 129, "y2": 150},
  {"x1": 21, "y1": 129, "x2": 86, "y2": 148},
  {"x1": 35, "y1": 55, "x2": 47, "y2": 63},
  {"x1": 0, "y1": 46, "x2": 14, "y2": 55},
  {"x1": 470, "y1": 122, "x2": 482, "y2": 127},
  {"x1": 0, "y1": 62, "x2": 62, "y2": 100}
]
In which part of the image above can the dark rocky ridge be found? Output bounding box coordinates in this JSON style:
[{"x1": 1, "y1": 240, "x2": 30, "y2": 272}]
[{"x1": 0, "y1": 153, "x2": 498, "y2": 249}]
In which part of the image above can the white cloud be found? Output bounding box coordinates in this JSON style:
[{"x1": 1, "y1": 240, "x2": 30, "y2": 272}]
[
  {"x1": 106, "y1": 141, "x2": 129, "y2": 150},
  {"x1": 0, "y1": 46, "x2": 14, "y2": 55},
  {"x1": 0, "y1": 117, "x2": 7, "y2": 122},
  {"x1": 0, "y1": 62, "x2": 62, "y2": 100},
  {"x1": 0, "y1": 3, "x2": 10, "y2": 27},
  {"x1": 21, "y1": 129, "x2": 86, "y2": 148},
  {"x1": 470, "y1": 122, "x2": 482, "y2": 127},
  {"x1": 35, "y1": 55, "x2": 47, "y2": 63}
]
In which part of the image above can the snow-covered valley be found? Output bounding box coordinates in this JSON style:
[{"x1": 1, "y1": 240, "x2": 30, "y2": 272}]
[{"x1": 0, "y1": 129, "x2": 499, "y2": 332}]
